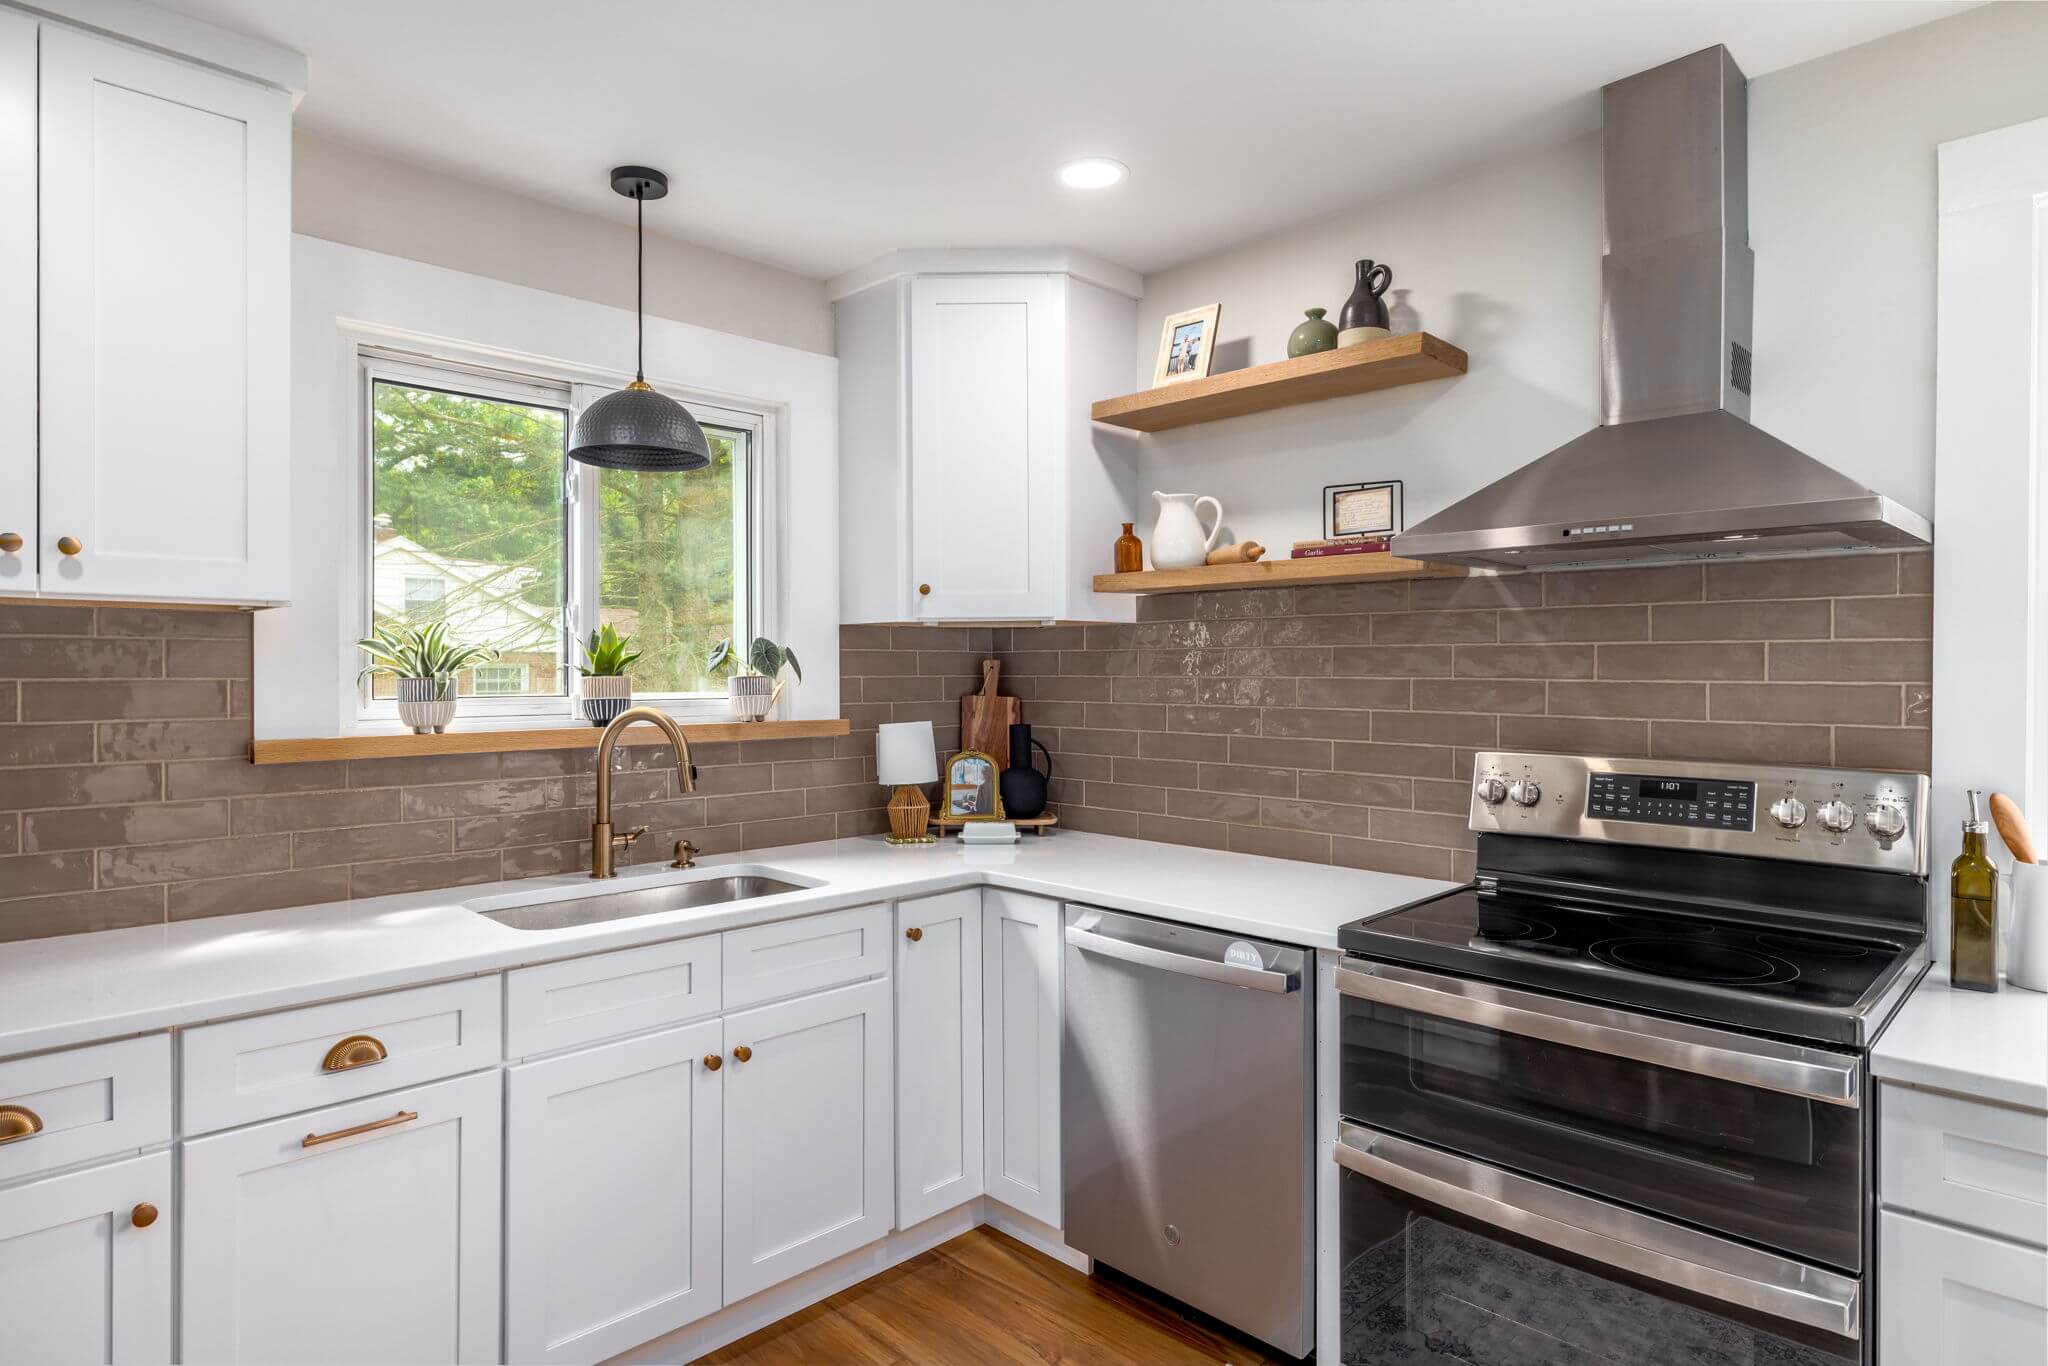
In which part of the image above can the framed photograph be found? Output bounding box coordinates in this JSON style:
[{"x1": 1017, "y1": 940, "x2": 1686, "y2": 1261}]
[
  {"x1": 1324, "y1": 480, "x2": 1404, "y2": 540},
  {"x1": 1152, "y1": 304, "x2": 1222, "y2": 386},
  {"x1": 942, "y1": 750, "x2": 1005, "y2": 821}
]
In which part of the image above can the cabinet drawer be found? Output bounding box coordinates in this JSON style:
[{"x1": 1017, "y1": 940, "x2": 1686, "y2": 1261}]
[
  {"x1": 506, "y1": 935, "x2": 721, "y2": 1058},
  {"x1": 1880, "y1": 1209, "x2": 2047, "y2": 1360},
  {"x1": 0, "y1": 1035, "x2": 170, "y2": 1184},
  {"x1": 181, "y1": 977, "x2": 502, "y2": 1135},
  {"x1": 722, "y1": 904, "x2": 891, "y2": 1009},
  {"x1": 1882, "y1": 1083, "x2": 2047, "y2": 1247}
]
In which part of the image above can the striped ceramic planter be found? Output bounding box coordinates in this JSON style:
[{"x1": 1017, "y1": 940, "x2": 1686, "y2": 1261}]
[
  {"x1": 580, "y1": 674, "x2": 632, "y2": 727},
  {"x1": 727, "y1": 674, "x2": 777, "y2": 722},
  {"x1": 396, "y1": 676, "x2": 457, "y2": 734}
]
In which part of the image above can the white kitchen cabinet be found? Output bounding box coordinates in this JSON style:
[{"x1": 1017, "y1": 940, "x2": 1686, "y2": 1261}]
[
  {"x1": 0, "y1": 1151, "x2": 172, "y2": 1365},
  {"x1": 179, "y1": 1070, "x2": 501, "y2": 1365},
  {"x1": 982, "y1": 889, "x2": 1063, "y2": 1226},
  {"x1": 1880, "y1": 1209, "x2": 2047, "y2": 1361},
  {"x1": 721, "y1": 977, "x2": 894, "y2": 1302},
  {"x1": 0, "y1": 9, "x2": 32, "y2": 594},
  {"x1": 836, "y1": 253, "x2": 1139, "y2": 623},
  {"x1": 895, "y1": 890, "x2": 984, "y2": 1226},
  {"x1": 506, "y1": 1020, "x2": 724, "y2": 1364},
  {"x1": 34, "y1": 22, "x2": 290, "y2": 604}
]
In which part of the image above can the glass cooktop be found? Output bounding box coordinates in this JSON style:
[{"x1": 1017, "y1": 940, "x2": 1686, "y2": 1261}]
[{"x1": 1340, "y1": 885, "x2": 1925, "y2": 1046}]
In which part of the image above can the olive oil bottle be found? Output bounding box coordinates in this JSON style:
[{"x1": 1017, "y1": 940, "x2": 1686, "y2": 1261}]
[{"x1": 1951, "y1": 790, "x2": 2000, "y2": 992}]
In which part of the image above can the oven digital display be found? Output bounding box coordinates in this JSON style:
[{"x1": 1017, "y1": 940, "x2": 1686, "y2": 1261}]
[{"x1": 1586, "y1": 772, "x2": 1754, "y2": 831}]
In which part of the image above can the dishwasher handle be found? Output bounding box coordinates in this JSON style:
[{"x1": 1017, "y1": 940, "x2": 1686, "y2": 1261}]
[{"x1": 1065, "y1": 924, "x2": 1300, "y2": 993}]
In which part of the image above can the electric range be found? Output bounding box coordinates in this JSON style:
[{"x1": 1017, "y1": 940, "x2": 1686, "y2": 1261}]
[{"x1": 1333, "y1": 751, "x2": 1929, "y2": 1365}]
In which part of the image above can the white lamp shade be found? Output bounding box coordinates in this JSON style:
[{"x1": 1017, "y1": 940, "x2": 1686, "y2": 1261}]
[{"x1": 876, "y1": 721, "x2": 939, "y2": 785}]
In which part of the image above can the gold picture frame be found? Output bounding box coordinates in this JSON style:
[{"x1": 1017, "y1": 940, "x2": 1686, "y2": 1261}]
[
  {"x1": 1152, "y1": 303, "x2": 1222, "y2": 386},
  {"x1": 942, "y1": 750, "x2": 1005, "y2": 821}
]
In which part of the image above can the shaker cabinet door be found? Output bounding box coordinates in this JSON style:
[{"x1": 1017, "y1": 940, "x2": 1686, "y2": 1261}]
[
  {"x1": 0, "y1": 9, "x2": 32, "y2": 595},
  {"x1": 37, "y1": 24, "x2": 290, "y2": 604},
  {"x1": 1880, "y1": 1209, "x2": 2048, "y2": 1362},
  {"x1": 0, "y1": 1152, "x2": 172, "y2": 1366},
  {"x1": 982, "y1": 889, "x2": 1063, "y2": 1226},
  {"x1": 896, "y1": 889, "x2": 984, "y2": 1227},
  {"x1": 908, "y1": 274, "x2": 1065, "y2": 620}
]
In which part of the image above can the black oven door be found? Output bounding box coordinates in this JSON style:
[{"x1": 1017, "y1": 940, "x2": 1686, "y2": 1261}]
[
  {"x1": 1337, "y1": 1124, "x2": 1862, "y2": 1364},
  {"x1": 1338, "y1": 959, "x2": 1865, "y2": 1272}
]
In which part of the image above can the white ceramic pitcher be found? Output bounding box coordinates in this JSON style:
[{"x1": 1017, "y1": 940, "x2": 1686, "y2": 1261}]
[{"x1": 1150, "y1": 491, "x2": 1224, "y2": 569}]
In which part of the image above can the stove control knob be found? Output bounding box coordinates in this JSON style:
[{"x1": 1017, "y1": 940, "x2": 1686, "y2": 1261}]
[
  {"x1": 1769, "y1": 796, "x2": 1808, "y2": 830},
  {"x1": 1474, "y1": 776, "x2": 1509, "y2": 806},
  {"x1": 1867, "y1": 801, "x2": 1908, "y2": 843},
  {"x1": 1508, "y1": 778, "x2": 1542, "y2": 808},
  {"x1": 1817, "y1": 799, "x2": 1857, "y2": 834}
]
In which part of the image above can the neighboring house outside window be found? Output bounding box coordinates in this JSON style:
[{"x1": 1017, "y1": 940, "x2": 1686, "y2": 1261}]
[
  {"x1": 470, "y1": 663, "x2": 531, "y2": 695},
  {"x1": 402, "y1": 574, "x2": 447, "y2": 621}
]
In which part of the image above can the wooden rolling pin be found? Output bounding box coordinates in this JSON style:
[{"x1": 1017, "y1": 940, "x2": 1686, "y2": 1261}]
[
  {"x1": 1205, "y1": 540, "x2": 1265, "y2": 565},
  {"x1": 1990, "y1": 792, "x2": 2037, "y2": 864}
]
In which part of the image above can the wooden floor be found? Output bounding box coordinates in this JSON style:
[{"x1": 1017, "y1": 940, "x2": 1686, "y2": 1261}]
[{"x1": 699, "y1": 1227, "x2": 1293, "y2": 1364}]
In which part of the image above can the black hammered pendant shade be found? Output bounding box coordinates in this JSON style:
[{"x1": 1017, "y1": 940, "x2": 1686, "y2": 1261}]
[{"x1": 569, "y1": 165, "x2": 711, "y2": 472}]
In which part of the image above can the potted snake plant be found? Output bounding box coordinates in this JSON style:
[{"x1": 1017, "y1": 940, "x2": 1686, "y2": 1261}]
[
  {"x1": 707, "y1": 636, "x2": 801, "y2": 722},
  {"x1": 356, "y1": 621, "x2": 496, "y2": 734},
  {"x1": 577, "y1": 623, "x2": 642, "y2": 726}
]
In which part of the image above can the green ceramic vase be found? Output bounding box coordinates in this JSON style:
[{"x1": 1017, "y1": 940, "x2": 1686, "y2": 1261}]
[{"x1": 1287, "y1": 307, "x2": 1338, "y2": 358}]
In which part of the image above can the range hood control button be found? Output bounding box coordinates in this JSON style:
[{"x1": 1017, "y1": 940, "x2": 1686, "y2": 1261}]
[
  {"x1": 1817, "y1": 800, "x2": 1857, "y2": 834},
  {"x1": 1508, "y1": 779, "x2": 1542, "y2": 807},
  {"x1": 1769, "y1": 796, "x2": 1808, "y2": 830},
  {"x1": 1475, "y1": 777, "x2": 1508, "y2": 806}
]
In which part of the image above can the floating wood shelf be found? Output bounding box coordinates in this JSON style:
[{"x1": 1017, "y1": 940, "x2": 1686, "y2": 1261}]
[
  {"x1": 1090, "y1": 332, "x2": 1466, "y2": 433},
  {"x1": 1092, "y1": 555, "x2": 1467, "y2": 596},
  {"x1": 251, "y1": 718, "x2": 851, "y2": 765}
]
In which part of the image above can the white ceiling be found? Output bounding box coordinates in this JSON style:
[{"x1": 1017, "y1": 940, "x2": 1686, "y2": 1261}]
[{"x1": 157, "y1": 0, "x2": 1972, "y2": 280}]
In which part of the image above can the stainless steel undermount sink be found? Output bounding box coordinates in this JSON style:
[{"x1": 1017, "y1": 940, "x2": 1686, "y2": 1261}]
[{"x1": 474, "y1": 873, "x2": 808, "y2": 931}]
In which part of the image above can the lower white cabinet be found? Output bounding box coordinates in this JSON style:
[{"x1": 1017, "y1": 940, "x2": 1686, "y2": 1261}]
[
  {"x1": 0, "y1": 1151, "x2": 172, "y2": 1365},
  {"x1": 1880, "y1": 1209, "x2": 2047, "y2": 1360},
  {"x1": 982, "y1": 890, "x2": 1063, "y2": 1226},
  {"x1": 896, "y1": 890, "x2": 985, "y2": 1226},
  {"x1": 505, "y1": 1020, "x2": 725, "y2": 1364},
  {"x1": 722, "y1": 977, "x2": 894, "y2": 1302},
  {"x1": 179, "y1": 1071, "x2": 502, "y2": 1365}
]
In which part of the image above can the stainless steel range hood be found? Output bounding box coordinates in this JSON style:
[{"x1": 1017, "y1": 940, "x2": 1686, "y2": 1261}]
[{"x1": 1392, "y1": 46, "x2": 1930, "y2": 571}]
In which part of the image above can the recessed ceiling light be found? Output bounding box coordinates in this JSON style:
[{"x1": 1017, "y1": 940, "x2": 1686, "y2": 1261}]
[{"x1": 1058, "y1": 158, "x2": 1127, "y2": 190}]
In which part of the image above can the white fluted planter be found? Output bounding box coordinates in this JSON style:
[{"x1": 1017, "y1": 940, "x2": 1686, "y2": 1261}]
[
  {"x1": 727, "y1": 675, "x2": 778, "y2": 722},
  {"x1": 396, "y1": 676, "x2": 457, "y2": 734},
  {"x1": 579, "y1": 675, "x2": 633, "y2": 727}
]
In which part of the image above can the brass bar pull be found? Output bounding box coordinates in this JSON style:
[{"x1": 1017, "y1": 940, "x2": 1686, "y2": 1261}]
[
  {"x1": 0, "y1": 1104, "x2": 43, "y2": 1144},
  {"x1": 732, "y1": 1045, "x2": 752, "y2": 1063},
  {"x1": 303, "y1": 1109, "x2": 417, "y2": 1148},
  {"x1": 905, "y1": 926, "x2": 923, "y2": 942},
  {"x1": 320, "y1": 1034, "x2": 388, "y2": 1072}
]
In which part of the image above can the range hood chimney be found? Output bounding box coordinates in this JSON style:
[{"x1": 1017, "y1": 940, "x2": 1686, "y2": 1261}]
[{"x1": 1392, "y1": 46, "x2": 1930, "y2": 570}]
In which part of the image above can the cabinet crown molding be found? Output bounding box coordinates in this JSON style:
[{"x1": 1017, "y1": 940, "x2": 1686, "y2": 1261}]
[{"x1": 826, "y1": 248, "x2": 1143, "y2": 302}]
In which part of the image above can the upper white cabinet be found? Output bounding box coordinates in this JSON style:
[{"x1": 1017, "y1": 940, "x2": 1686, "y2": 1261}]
[
  {"x1": 0, "y1": 1151, "x2": 173, "y2": 1366},
  {"x1": 0, "y1": 9, "x2": 32, "y2": 594},
  {"x1": 836, "y1": 252, "x2": 1139, "y2": 622},
  {"x1": 982, "y1": 889, "x2": 1063, "y2": 1226},
  {"x1": 896, "y1": 889, "x2": 985, "y2": 1226}
]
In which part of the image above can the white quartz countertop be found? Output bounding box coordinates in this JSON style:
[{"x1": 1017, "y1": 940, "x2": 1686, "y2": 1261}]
[
  {"x1": 1873, "y1": 967, "x2": 2048, "y2": 1112},
  {"x1": 0, "y1": 831, "x2": 1453, "y2": 1059}
]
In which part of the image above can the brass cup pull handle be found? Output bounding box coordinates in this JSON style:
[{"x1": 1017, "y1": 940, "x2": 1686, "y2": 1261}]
[
  {"x1": 303, "y1": 1109, "x2": 417, "y2": 1148},
  {"x1": 321, "y1": 1034, "x2": 388, "y2": 1072},
  {"x1": 702, "y1": 1054, "x2": 722, "y2": 1072},
  {"x1": 0, "y1": 1103, "x2": 44, "y2": 1144},
  {"x1": 732, "y1": 1045, "x2": 752, "y2": 1063},
  {"x1": 57, "y1": 536, "x2": 82, "y2": 556},
  {"x1": 905, "y1": 926, "x2": 923, "y2": 942},
  {"x1": 131, "y1": 1202, "x2": 159, "y2": 1229},
  {"x1": 0, "y1": 532, "x2": 21, "y2": 553}
]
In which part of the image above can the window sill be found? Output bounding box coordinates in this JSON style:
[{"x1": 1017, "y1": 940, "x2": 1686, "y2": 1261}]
[{"x1": 249, "y1": 718, "x2": 851, "y2": 765}]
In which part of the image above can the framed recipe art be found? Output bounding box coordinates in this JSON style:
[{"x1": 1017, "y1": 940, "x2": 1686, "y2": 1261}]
[{"x1": 1324, "y1": 479, "x2": 1404, "y2": 540}]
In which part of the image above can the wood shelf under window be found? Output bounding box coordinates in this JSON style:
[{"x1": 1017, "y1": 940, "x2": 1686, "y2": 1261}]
[
  {"x1": 1089, "y1": 332, "x2": 1467, "y2": 433},
  {"x1": 1092, "y1": 555, "x2": 1467, "y2": 596},
  {"x1": 250, "y1": 718, "x2": 851, "y2": 765}
]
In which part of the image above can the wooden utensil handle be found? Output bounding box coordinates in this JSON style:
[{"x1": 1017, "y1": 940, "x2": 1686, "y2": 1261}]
[{"x1": 1989, "y1": 792, "x2": 2037, "y2": 864}]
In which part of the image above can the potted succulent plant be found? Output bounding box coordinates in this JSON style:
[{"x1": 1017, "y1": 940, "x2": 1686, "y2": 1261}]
[
  {"x1": 577, "y1": 623, "x2": 642, "y2": 727},
  {"x1": 356, "y1": 621, "x2": 496, "y2": 734},
  {"x1": 707, "y1": 635, "x2": 801, "y2": 722}
]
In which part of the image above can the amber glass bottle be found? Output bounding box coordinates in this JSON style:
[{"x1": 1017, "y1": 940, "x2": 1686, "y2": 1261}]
[
  {"x1": 1113, "y1": 522, "x2": 1143, "y2": 573},
  {"x1": 1951, "y1": 790, "x2": 2000, "y2": 992}
]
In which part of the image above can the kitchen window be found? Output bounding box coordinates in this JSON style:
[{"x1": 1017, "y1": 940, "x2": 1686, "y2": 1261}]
[{"x1": 357, "y1": 349, "x2": 768, "y2": 725}]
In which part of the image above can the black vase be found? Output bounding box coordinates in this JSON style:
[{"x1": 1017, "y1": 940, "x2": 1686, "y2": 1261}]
[
  {"x1": 998, "y1": 722, "x2": 1054, "y2": 819},
  {"x1": 1338, "y1": 258, "x2": 1393, "y2": 343}
]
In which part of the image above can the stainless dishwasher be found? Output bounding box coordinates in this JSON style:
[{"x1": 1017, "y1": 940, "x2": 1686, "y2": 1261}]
[{"x1": 1061, "y1": 904, "x2": 1314, "y2": 1358}]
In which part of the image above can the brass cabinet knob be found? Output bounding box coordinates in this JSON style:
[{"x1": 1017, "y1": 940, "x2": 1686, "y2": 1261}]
[
  {"x1": 905, "y1": 926, "x2": 923, "y2": 942},
  {"x1": 131, "y1": 1202, "x2": 158, "y2": 1229},
  {"x1": 0, "y1": 532, "x2": 21, "y2": 553},
  {"x1": 732, "y1": 1045, "x2": 753, "y2": 1063},
  {"x1": 917, "y1": 583, "x2": 931, "y2": 596},
  {"x1": 0, "y1": 1104, "x2": 43, "y2": 1144},
  {"x1": 56, "y1": 536, "x2": 82, "y2": 556},
  {"x1": 702, "y1": 1054, "x2": 722, "y2": 1072}
]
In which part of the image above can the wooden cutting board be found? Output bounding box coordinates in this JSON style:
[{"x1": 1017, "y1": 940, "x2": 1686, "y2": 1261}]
[{"x1": 960, "y1": 659, "x2": 1018, "y2": 769}]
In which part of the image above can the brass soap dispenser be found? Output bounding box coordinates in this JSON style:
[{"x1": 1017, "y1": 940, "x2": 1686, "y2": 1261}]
[{"x1": 1950, "y1": 789, "x2": 2000, "y2": 992}]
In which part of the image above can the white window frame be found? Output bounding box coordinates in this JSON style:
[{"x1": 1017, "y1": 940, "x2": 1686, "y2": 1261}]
[{"x1": 348, "y1": 342, "x2": 780, "y2": 730}]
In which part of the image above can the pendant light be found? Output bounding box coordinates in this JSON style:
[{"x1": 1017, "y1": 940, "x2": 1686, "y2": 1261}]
[{"x1": 568, "y1": 166, "x2": 711, "y2": 471}]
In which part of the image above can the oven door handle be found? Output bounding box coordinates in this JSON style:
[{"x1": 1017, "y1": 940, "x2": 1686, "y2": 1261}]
[
  {"x1": 1334, "y1": 1123, "x2": 1862, "y2": 1342},
  {"x1": 1334, "y1": 961, "x2": 1859, "y2": 1108}
]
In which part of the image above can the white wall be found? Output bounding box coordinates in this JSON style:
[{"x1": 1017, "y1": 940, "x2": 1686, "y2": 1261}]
[
  {"x1": 258, "y1": 234, "x2": 839, "y2": 741},
  {"x1": 293, "y1": 132, "x2": 834, "y2": 357},
  {"x1": 1130, "y1": 1, "x2": 2048, "y2": 552}
]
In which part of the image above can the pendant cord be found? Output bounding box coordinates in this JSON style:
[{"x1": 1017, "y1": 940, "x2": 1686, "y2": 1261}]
[{"x1": 635, "y1": 190, "x2": 645, "y2": 382}]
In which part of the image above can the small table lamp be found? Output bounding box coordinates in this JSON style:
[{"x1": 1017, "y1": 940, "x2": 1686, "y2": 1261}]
[{"x1": 877, "y1": 720, "x2": 939, "y2": 844}]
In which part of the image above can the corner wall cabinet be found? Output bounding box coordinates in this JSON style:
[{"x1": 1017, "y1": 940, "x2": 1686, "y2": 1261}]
[
  {"x1": 0, "y1": 13, "x2": 292, "y2": 605},
  {"x1": 837, "y1": 258, "x2": 1140, "y2": 623}
]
